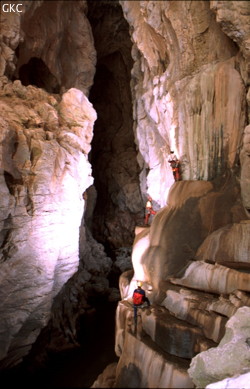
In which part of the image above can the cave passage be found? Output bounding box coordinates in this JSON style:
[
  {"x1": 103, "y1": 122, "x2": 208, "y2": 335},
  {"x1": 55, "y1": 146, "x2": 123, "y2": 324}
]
[
  {"x1": 18, "y1": 57, "x2": 60, "y2": 93},
  {"x1": 87, "y1": 0, "x2": 144, "y2": 253}
]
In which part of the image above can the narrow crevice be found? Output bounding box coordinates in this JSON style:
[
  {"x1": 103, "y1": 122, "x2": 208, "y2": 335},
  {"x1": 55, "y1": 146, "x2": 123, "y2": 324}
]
[
  {"x1": 87, "y1": 0, "x2": 144, "y2": 254},
  {"x1": 14, "y1": 57, "x2": 60, "y2": 94}
]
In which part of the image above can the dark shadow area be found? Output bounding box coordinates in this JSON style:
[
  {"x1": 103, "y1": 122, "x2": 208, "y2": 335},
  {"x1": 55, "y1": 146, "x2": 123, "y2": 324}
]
[
  {"x1": 0, "y1": 301, "x2": 118, "y2": 389},
  {"x1": 18, "y1": 57, "x2": 60, "y2": 93},
  {"x1": 115, "y1": 363, "x2": 145, "y2": 388},
  {"x1": 87, "y1": 0, "x2": 144, "y2": 252}
]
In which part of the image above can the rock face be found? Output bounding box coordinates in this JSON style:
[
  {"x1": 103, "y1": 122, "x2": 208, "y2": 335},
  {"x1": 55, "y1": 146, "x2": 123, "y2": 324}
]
[
  {"x1": 87, "y1": 0, "x2": 144, "y2": 249},
  {"x1": 0, "y1": 1, "x2": 250, "y2": 387},
  {"x1": 14, "y1": 1, "x2": 95, "y2": 95},
  {"x1": 206, "y1": 371, "x2": 250, "y2": 389},
  {"x1": 241, "y1": 124, "x2": 250, "y2": 210},
  {"x1": 91, "y1": 1, "x2": 250, "y2": 388},
  {"x1": 188, "y1": 306, "x2": 250, "y2": 387},
  {"x1": 131, "y1": 178, "x2": 246, "y2": 296},
  {"x1": 111, "y1": 181, "x2": 249, "y2": 387},
  {"x1": 0, "y1": 0, "x2": 101, "y2": 370},
  {"x1": 0, "y1": 82, "x2": 96, "y2": 368},
  {"x1": 196, "y1": 220, "x2": 250, "y2": 265},
  {"x1": 120, "y1": 0, "x2": 249, "y2": 209}
]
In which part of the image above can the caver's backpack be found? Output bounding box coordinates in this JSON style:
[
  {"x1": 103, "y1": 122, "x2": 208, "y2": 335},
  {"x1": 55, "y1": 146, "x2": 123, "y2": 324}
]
[{"x1": 133, "y1": 289, "x2": 145, "y2": 305}]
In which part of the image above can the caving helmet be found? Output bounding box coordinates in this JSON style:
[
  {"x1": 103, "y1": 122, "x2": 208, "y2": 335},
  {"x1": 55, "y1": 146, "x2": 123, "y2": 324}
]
[{"x1": 137, "y1": 280, "x2": 142, "y2": 288}]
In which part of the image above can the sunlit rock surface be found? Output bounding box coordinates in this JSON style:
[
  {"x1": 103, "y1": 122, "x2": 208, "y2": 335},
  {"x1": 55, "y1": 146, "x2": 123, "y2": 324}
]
[
  {"x1": 206, "y1": 372, "x2": 250, "y2": 389},
  {"x1": 120, "y1": 0, "x2": 248, "y2": 208},
  {"x1": 188, "y1": 306, "x2": 250, "y2": 388},
  {"x1": 0, "y1": 0, "x2": 100, "y2": 369},
  {"x1": 0, "y1": 83, "x2": 96, "y2": 368}
]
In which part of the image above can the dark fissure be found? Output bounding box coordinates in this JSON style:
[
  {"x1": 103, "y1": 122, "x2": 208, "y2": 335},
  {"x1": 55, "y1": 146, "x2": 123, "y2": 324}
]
[
  {"x1": 18, "y1": 57, "x2": 60, "y2": 94},
  {"x1": 87, "y1": 0, "x2": 144, "y2": 254}
]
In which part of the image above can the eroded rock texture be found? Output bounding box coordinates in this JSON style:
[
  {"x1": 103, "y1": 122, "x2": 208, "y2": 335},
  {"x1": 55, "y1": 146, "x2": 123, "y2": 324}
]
[
  {"x1": 0, "y1": 0, "x2": 250, "y2": 388},
  {"x1": 0, "y1": 0, "x2": 98, "y2": 369},
  {"x1": 0, "y1": 82, "x2": 95, "y2": 368},
  {"x1": 112, "y1": 180, "x2": 248, "y2": 387},
  {"x1": 91, "y1": 1, "x2": 250, "y2": 388},
  {"x1": 189, "y1": 306, "x2": 250, "y2": 387},
  {"x1": 14, "y1": 1, "x2": 95, "y2": 95},
  {"x1": 120, "y1": 0, "x2": 248, "y2": 209}
]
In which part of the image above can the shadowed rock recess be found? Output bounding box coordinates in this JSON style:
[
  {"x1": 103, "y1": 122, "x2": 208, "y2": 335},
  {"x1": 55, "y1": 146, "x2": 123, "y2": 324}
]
[{"x1": 0, "y1": 1, "x2": 249, "y2": 388}]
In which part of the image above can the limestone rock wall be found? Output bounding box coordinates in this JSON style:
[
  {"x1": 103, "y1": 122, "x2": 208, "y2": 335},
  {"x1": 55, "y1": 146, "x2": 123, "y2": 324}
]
[
  {"x1": 1, "y1": 0, "x2": 96, "y2": 95},
  {"x1": 131, "y1": 178, "x2": 247, "y2": 299},
  {"x1": 110, "y1": 180, "x2": 249, "y2": 388},
  {"x1": 93, "y1": 1, "x2": 250, "y2": 387},
  {"x1": 0, "y1": 82, "x2": 96, "y2": 368},
  {"x1": 188, "y1": 306, "x2": 250, "y2": 388},
  {"x1": 0, "y1": 0, "x2": 250, "y2": 385},
  {"x1": 240, "y1": 124, "x2": 250, "y2": 210},
  {"x1": 120, "y1": 0, "x2": 249, "y2": 209},
  {"x1": 0, "y1": 0, "x2": 101, "y2": 369},
  {"x1": 0, "y1": 2, "x2": 21, "y2": 79},
  {"x1": 196, "y1": 220, "x2": 250, "y2": 264}
]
